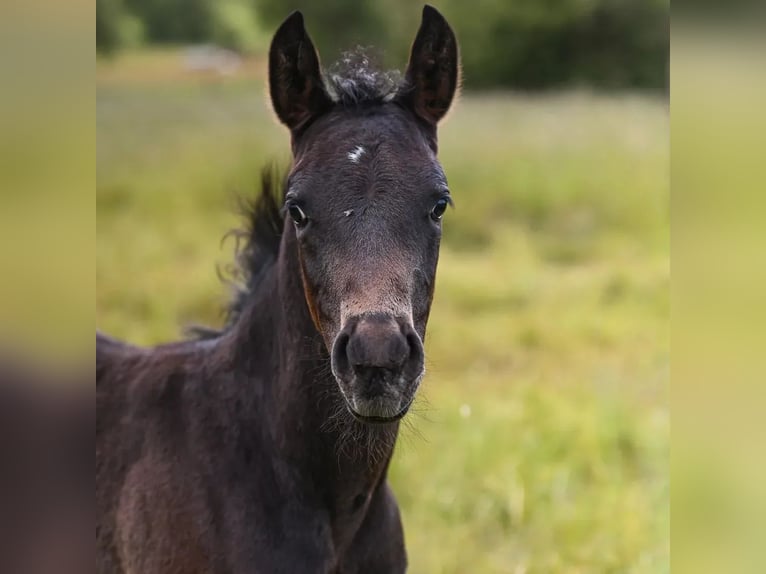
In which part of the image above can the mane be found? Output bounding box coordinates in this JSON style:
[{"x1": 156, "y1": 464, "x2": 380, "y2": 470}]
[
  {"x1": 190, "y1": 50, "x2": 403, "y2": 339},
  {"x1": 189, "y1": 165, "x2": 285, "y2": 339}
]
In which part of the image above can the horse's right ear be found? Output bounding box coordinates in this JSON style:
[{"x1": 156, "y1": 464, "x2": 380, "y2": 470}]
[{"x1": 268, "y1": 11, "x2": 332, "y2": 133}]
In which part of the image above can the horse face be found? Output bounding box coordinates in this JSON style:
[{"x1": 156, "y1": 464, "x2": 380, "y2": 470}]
[{"x1": 269, "y1": 6, "x2": 458, "y2": 423}]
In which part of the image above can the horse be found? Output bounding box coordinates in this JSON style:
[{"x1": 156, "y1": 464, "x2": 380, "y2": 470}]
[{"x1": 97, "y1": 6, "x2": 459, "y2": 572}]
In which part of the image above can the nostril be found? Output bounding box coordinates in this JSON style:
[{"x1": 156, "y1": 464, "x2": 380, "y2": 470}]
[
  {"x1": 332, "y1": 332, "x2": 351, "y2": 377},
  {"x1": 404, "y1": 330, "x2": 425, "y2": 376},
  {"x1": 406, "y1": 332, "x2": 422, "y2": 361}
]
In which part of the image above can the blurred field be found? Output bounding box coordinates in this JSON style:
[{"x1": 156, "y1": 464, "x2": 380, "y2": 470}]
[{"x1": 97, "y1": 50, "x2": 668, "y2": 573}]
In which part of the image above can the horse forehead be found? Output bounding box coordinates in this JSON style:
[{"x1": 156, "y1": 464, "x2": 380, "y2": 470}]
[
  {"x1": 322, "y1": 109, "x2": 424, "y2": 150},
  {"x1": 297, "y1": 112, "x2": 440, "y2": 188},
  {"x1": 335, "y1": 130, "x2": 433, "y2": 175},
  {"x1": 299, "y1": 142, "x2": 428, "y2": 189},
  {"x1": 334, "y1": 133, "x2": 415, "y2": 161},
  {"x1": 343, "y1": 143, "x2": 445, "y2": 198}
]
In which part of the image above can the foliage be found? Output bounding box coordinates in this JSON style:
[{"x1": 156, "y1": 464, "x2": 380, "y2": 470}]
[
  {"x1": 97, "y1": 0, "x2": 669, "y2": 89},
  {"x1": 96, "y1": 0, "x2": 127, "y2": 56},
  {"x1": 254, "y1": 0, "x2": 389, "y2": 62},
  {"x1": 97, "y1": 0, "x2": 267, "y2": 54},
  {"x1": 122, "y1": 0, "x2": 216, "y2": 44},
  {"x1": 435, "y1": 0, "x2": 669, "y2": 89},
  {"x1": 211, "y1": 0, "x2": 269, "y2": 54}
]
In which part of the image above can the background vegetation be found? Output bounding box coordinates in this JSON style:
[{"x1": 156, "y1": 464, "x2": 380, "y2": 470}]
[
  {"x1": 96, "y1": 0, "x2": 669, "y2": 89},
  {"x1": 97, "y1": 35, "x2": 669, "y2": 571}
]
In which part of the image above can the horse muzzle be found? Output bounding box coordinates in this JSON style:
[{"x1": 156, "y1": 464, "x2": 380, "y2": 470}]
[{"x1": 330, "y1": 313, "x2": 424, "y2": 424}]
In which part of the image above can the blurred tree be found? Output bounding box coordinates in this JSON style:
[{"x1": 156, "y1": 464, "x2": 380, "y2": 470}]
[
  {"x1": 254, "y1": 0, "x2": 389, "y2": 63},
  {"x1": 97, "y1": 0, "x2": 145, "y2": 55},
  {"x1": 438, "y1": 0, "x2": 668, "y2": 89},
  {"x1": 211, "y1": 0, "x2": 269, "y2": 53},
  {"x1": 124, "y1": 0, "x2": 216, "y2": 44},
  {"x1": 96, "y1": 0, "x2": 125, "y2": 55},
  {"x1": 97, "y1": 0, "x2": 669, "y2": 89}
]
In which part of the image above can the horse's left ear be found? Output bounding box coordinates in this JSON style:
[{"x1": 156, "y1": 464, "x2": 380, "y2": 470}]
[
  {"x1": 268, "y1": 11, "x2": 332, "y2": 134},
  {"x1": 399, "y1": 5, "x2": 459, "y2": 126}
]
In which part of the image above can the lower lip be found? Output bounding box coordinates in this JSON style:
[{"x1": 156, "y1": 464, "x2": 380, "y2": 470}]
[{"x1": 347, "y1": 397, "x2": 414, "y2": 424}]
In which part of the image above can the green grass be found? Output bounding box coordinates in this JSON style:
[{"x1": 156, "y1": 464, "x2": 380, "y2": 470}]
[{"x1": 97, "y1": 50, "x2": 668, "y2": 573}]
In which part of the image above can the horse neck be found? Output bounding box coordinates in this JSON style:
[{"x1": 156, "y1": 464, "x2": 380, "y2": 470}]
[{"x1": 231, "y1": 224, "x2": 399, "y2": 496}]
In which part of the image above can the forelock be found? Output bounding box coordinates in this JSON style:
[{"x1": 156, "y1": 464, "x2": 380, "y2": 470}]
[{"x1": 325, "y1": 48, "x2": 402, "y2": 107}]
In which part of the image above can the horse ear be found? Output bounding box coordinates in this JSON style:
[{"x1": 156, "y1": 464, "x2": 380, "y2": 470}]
[
  {"x1": 399, "y1": 5, "x2": 459, "y2": 126},
  {"x1": 268, "y1": 11, "x2": 332, "y2": 133}
]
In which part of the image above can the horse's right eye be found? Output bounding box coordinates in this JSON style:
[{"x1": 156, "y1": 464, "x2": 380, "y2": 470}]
[{"x1": 288, "y1": 204, "x2": 308, "y2": 227}]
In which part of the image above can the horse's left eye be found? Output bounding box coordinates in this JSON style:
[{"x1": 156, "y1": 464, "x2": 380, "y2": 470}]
[{"x1": 430, "y1": 198, "x2": 449, "y2": 221}]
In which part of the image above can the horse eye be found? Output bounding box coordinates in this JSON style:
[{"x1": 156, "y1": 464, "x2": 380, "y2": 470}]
[
  {"x1": 430, "y1": 198, "x2": 449, "y2": 221},
  {"x1": 288, "y1": 203, "x2": 308, "y2": 227}
]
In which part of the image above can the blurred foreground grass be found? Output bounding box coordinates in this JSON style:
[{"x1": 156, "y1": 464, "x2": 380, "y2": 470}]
[{"x1": 97, "y1": 50, "x2": 668, "y2": 573}]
